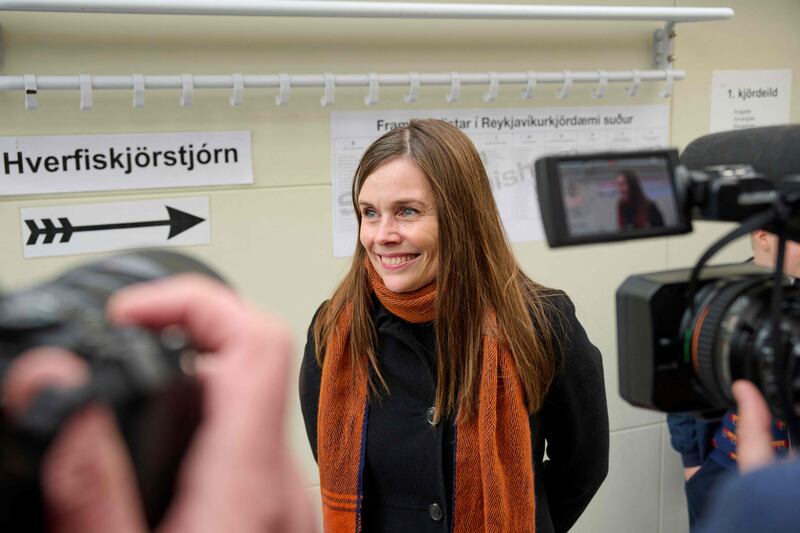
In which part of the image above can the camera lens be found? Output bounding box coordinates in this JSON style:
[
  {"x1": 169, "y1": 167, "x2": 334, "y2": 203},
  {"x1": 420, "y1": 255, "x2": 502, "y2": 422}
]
[{"x1": 685, "y1": 275, "x2": 800, "y2": 413}]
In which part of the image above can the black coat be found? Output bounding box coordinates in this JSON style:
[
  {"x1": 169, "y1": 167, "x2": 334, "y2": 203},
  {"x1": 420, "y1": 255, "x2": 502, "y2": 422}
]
[{"x1": 299, "y1": 293, "x2": 609, "y2": 533}]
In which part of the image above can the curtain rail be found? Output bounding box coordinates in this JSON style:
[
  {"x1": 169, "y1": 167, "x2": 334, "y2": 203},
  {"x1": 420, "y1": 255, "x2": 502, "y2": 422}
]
[{"x1": 0, "y1": 1, "x2": 733, "y2": 23}]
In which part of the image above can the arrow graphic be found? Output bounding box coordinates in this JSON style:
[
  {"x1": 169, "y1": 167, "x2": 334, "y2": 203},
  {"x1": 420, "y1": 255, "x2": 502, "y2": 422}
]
[{"x1": 25, "y1": 206, "x2": 205, "y2": 246}]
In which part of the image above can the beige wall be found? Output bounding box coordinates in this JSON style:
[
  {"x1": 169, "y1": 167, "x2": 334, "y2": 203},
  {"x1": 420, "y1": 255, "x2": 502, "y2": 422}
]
[{"x1": 1, "y1": 1, "x2": 797, "y2": 531}]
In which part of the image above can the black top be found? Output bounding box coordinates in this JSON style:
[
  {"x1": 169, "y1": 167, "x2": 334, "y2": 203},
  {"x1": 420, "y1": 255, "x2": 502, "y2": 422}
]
[{"x1": 299, "y1": 293, "x2": 609, "y2": 533}]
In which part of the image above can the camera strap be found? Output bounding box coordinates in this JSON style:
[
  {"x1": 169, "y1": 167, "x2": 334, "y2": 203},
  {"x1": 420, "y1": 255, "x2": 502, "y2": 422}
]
[{"x1": 687, "y1": 209, "x2": 777, "y2": 317}]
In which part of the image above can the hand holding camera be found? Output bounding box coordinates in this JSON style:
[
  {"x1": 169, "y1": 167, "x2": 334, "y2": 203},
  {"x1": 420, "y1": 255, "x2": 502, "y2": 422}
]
[
  {"x1": 103, "y1": 274, "x2": 313, "y2": 533},
  {"x1": 1, "y1": 256, "x2": 315, "y2": 533}
]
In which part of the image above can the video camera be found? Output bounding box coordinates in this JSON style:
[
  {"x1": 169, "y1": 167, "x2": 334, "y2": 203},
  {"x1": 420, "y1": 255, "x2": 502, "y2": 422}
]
[
  {"x1": 0, "y1": 250, "x2": 221, "y2": 531},
  {"x1": 535, "y1": 125, "x2": 800, "y2": 441}
]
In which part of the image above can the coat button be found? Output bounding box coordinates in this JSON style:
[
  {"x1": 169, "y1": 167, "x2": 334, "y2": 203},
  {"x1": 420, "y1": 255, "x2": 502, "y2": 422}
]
[
  {"x1": 428, "y1": 503, "x2": 444, "y2": 522},
  {"x1": 426, "y1": 406, "x2": 437, "y2": 426}
]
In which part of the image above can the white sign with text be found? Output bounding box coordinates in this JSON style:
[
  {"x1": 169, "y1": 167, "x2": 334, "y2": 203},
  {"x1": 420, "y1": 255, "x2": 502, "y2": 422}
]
[
  {"x1": 710, "y1": 69, "x2": 792, "y2": 133},
  {"x1": 1, "y1": 131, "x2": 252, "y2": 196},
  {"x1": 330, "y1": 105, "x2": 670, "y2": 256}
]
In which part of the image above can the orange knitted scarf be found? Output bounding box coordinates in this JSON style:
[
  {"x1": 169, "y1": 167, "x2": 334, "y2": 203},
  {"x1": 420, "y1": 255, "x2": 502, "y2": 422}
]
[{"x1": 317, "y1": 264, "x2": 535, "y2": 532}]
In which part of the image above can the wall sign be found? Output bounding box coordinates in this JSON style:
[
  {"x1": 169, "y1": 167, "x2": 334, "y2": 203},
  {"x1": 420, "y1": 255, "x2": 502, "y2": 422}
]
[
  {"x1": 21, "y1": 196, "x2": 210, "y2": 258},
  {"x1": 1, "y1": 131, "x2": 252, "y2": 196},
  {"x1": 710, "y1": 69, "x2": 792, "y2": 133}
]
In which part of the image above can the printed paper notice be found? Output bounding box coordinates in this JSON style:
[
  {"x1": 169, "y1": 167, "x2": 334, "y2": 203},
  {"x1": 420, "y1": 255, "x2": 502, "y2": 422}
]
[
  {"x1": 330, "y1": 105, "x2": 670, "y2": 257},
  {"x1": 710, "y1": 69, "x2": 792, "y2": 133}
]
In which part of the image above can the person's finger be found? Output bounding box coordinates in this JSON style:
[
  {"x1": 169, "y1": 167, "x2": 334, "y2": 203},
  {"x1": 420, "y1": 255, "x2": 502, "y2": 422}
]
[
  {"x1": 3, "y1": 348, "x2": 88, "y2": 416},
  {"x1": 108, "y1": 274, "x2": 294, "y2": 424},
  {"x1": 107, "y1": 273, "x2": 255, "y2": 352},
  {"x1": 3, "y1": 348, "x2": 147, "y2": 533},
  {"x1": 683, "y1": 465, "x2": 701, "y2": 481},
  {"x1": 732, "y1": 379, "x2": 775, "y2": 473}
]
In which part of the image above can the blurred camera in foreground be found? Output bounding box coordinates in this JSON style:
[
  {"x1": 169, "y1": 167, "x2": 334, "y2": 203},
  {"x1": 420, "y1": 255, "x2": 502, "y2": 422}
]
[{"x1": 0, "y1": 250, "x2": 222, "y2": 531}]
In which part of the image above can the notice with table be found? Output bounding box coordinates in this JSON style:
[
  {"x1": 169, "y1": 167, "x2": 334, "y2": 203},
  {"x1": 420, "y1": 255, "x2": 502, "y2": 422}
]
[{"x1": 330, "y1": 105, "x2": 669, "y2": 256}]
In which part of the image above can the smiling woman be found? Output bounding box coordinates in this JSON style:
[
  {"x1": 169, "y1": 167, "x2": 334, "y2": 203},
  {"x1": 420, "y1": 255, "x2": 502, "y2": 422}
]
[{"x1": 299, "y1": 119, "x2": 609, "y2": 533}]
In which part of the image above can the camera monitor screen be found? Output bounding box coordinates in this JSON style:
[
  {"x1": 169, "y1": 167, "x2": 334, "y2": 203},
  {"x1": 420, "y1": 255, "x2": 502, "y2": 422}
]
[{"x1": 536, "y1": 149, "x2": 692, "y2": 247}]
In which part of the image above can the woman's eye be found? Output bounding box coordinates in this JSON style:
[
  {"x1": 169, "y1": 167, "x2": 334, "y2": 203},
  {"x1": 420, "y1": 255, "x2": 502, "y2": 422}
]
[
  {"x1": 400, "y1": 207, "x2": 418, "y2": 217},
  {"x1": 362, "y1": 208, "x2": 378, "y2": 219}
]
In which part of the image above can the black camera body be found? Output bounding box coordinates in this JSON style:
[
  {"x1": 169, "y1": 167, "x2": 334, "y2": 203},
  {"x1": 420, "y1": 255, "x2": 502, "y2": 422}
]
[
  {"x1": 617, "y1": 262, "x2": 800, "y2": 414},
  {"x1": 535, "y1": 125, "x2": 800, "y2": 433},
  {"x1": 0, "y1": 250, "x2": 221, "y2": 530}
]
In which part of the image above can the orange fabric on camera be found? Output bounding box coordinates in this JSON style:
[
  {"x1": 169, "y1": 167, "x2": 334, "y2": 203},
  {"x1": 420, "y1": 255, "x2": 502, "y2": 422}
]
[{"x1": 317, "y1": 262, "x2": 535, "y2": 532}]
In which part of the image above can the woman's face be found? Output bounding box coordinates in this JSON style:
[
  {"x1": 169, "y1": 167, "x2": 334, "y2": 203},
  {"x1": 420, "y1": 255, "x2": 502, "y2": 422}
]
[
  {"x1": 616, "y1": 174, "x2": 630, "y2": 201},
  {"x1": 358, "y1": 157, "x2": 439, "y2": 293}
]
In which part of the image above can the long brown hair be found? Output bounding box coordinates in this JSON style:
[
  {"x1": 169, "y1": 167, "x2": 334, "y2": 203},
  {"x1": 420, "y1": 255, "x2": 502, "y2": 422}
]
[
  {"x1": 617, "y1": 170, "x2": 647, "y2": 205},
  {"x1": 314, "y1": 119, "x2": 560, "y2": 420}
]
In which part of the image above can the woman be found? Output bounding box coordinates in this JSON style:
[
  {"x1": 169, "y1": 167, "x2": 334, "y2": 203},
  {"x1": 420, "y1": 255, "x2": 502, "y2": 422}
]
[
  {"x1": 300, "y1": 119, "x2": 608, "y2": 533},
  {"x1": 616, "y1": 170, "x2": 665, "y2": 230}
]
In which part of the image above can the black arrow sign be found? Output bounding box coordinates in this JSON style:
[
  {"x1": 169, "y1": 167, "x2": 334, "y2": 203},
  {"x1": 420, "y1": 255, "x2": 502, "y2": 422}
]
[{"x1": 25, "y1": 206, "x2": 205, "y2": 246}]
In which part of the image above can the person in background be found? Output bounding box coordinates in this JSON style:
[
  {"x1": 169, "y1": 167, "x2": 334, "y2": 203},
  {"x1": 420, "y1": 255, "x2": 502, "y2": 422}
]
[
  {"x1": 3, "y1": 275, "x2": 316, "y2": 533},
  {"x1": 667, "y1": 228, "x2": 798, "y2": 530},
  {"x1": 299, "y1": 119, "x2": 608, "y2": 533},
  {"x1": 751, "y1": 228, "x2": 800, "y2": 284},
  {"x1": 616, "y1": 170, "x2": 665, "y2": 230}
]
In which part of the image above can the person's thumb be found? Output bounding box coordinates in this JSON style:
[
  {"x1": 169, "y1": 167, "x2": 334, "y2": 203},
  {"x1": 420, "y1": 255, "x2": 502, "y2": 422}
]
[{"x1": 732, "y1": 379, "x2": 775, "y2": 474}]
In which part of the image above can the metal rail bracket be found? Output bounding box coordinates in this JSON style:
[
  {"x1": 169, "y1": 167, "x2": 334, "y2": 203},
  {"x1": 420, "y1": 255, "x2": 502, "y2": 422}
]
[{"x1": 652, "y1": 21, "x2": 676, "y2": 69}]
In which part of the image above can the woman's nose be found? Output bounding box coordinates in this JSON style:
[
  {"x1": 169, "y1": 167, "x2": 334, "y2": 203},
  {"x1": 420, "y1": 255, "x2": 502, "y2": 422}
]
[{"x1": 375, "y1": 217, "x2": 400, "y2": 244}]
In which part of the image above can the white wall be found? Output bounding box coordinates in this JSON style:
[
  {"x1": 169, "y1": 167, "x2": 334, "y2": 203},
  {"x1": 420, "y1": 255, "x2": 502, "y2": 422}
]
[{"x1": 1, "y1": 1, "x2": 798, "y2": 531}]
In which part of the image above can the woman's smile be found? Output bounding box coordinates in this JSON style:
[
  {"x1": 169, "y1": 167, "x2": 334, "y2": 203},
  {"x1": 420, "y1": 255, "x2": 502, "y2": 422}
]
[{"x1": 378, "y1": 253, "x2": 420, "y2": 268}]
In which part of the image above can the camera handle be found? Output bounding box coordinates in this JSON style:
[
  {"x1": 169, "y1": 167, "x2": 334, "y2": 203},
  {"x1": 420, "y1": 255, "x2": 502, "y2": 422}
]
[{"x1": 686, "y1": 208, "x2": 777, "y2": 316}]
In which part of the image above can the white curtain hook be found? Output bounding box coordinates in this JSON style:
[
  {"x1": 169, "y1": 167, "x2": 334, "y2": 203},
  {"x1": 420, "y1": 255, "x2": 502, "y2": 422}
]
[
  {"x1": 446, "y1": 72, "x2": 461, "y2": 103},
  {"x1": 483, "y1": 71, "x2": 500, "y2": 103},
  {"x1": 660, "y1": 69, "x2": 675, "y2": 98},
  {"x1": 132, "y1": 74, "x2": 145, "y2": 108},
  {"x1": 405, "y1": 72, "x2": 420, "y2": 104},
  {"x1": 180, "y1": 74, "x2": 194, "y2": 107},
  {"x1": 23, "y1": 74, "x2": 38, "y2": 110},
  {"x1": 79, "y1": 74, "x2": 93, "y2": 111},
  {"x1": 625, "y1": 70, "x2": 642, "y2": 97},
  {"x1": 275, "y1": 73, "x2": 290, "y2": 106},
  {"x1": 592, "y1": 70, "x2": 608, "y2": 99},
  {"x1": 364, "y1": 73, "x2": 379, "y2": 106},
  {"x1": 521, "y1": 71, "x2": 537, "y2": 100},
  {"x1": 321, "y1": 73, "x2": 335, "y2": 107},
  {"x1": 230, "y1": 73, "x2": 244, "y2": 107},
  {"x1": 556, "y1": 70, "x2": 573, "y2": 99}
]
